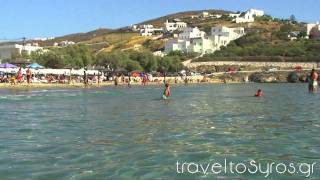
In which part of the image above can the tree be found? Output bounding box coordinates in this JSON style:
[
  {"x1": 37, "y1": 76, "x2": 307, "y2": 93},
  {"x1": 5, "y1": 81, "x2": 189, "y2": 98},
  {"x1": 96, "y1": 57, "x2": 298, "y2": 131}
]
[
  {"x1": 125, "y1": 60, "x2": 143, "y2": 71},
  {"x1": 96, "y1": 51, "x2": 128, "y2": 70},
  {"x1": 10, "y1": 50, "x2": 22, "y2": 60},
  {"x1": 298, "y1": 31, "x2": 307, "y2": 39},
  {"x1": 42, "y1": 52, "x2": 66, "y2": 69}
]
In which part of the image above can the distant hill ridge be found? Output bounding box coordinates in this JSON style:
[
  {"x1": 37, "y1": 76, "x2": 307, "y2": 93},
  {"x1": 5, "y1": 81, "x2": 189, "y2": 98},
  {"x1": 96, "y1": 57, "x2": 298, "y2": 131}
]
[{"x1": 0, "y1": 9, "x2": 233, "y2": 46}]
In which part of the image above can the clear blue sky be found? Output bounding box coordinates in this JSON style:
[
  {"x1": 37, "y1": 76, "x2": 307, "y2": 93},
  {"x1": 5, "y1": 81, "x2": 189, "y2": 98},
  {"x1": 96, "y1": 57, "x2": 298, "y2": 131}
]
[{"x1": 0, "y1": 0, "x2": 319, "y2": 39}]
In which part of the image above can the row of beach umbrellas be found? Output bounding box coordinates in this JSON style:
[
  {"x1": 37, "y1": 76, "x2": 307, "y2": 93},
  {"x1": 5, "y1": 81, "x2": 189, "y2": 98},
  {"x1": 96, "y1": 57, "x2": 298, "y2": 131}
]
[{"x1": 0, "y1": 63, "x2": 44, "y2": 69}]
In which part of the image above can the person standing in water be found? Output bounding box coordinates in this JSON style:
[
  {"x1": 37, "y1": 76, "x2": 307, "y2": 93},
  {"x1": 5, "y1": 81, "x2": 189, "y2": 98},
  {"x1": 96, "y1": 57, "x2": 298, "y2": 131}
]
[
  {"x1": 97, "y1": 72, "x2": 101, "y2": 86},
  {"x1": 128, "y1": 75, "x2": 132, "y2": 88},
  {"x1": 83, "y1": 71, "x2": 87, "y2": 86},
  {"x1": 163, "y1": 83, "x2": 171, "y2": 100},
  {"x1": 309, "y1": 69, "x2": 319, "y2": 93},
  {"x1": 26, "y1": 68, "x2": 32, "y2": 84},
  {"x1": 16, "y1": 67, "x2": 23, "y2": 83},
  {"x1": 114, "y1": 75, "x2": 119, "y2": 86}
]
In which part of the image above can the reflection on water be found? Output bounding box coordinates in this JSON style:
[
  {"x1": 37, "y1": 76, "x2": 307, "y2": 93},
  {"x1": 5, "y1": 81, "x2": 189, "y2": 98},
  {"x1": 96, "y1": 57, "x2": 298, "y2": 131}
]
[{"x1": 0, "y1": 84, "x2": 319, "y2": 179}]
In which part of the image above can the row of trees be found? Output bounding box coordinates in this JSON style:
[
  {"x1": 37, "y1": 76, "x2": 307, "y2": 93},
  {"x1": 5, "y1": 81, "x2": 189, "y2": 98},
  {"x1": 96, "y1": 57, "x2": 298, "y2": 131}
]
[
  {"x1": 28, "y1": 45, "x2": 184, "y2": 72},
  {"x1": 31, "y1": 45, "x2": 93, "y2": 68},
  {"x1": 96, "y1": 50, "x2": 184, "y2": 72}
]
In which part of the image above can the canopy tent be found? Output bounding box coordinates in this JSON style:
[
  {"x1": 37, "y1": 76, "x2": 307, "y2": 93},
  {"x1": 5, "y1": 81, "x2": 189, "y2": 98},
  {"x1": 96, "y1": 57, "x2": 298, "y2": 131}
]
[
  {"x1": 0, "y1": 63, "x2": 17, "y2": 68},
  {"x1": 26, "y1": 63, "x2": 44, "y2": 69}
]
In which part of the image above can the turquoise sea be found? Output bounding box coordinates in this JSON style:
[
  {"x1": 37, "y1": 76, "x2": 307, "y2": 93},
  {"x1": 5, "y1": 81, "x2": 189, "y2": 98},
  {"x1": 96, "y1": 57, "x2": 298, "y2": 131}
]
[{"x1": 0, "y1": 84, "x2": 319, "y2": 180}]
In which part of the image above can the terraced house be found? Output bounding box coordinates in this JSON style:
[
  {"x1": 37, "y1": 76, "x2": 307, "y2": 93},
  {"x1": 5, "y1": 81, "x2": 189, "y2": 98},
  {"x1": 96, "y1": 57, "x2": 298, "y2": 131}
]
[{"x1": 165, "y1": 26, "x2": 245, "y2": 55}]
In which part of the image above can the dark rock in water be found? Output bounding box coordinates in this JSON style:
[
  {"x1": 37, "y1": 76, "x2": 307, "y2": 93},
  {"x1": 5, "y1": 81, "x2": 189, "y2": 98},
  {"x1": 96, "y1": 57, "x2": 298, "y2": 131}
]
[
  {"x1": 249, "y1": 73, "x2": 278, "y2": 83},
  {"x1": 287, "y1": 72, "x2": 306, "y2": 83},
  {"x1": 287, "y1": 72, "x2": 300, "y2": 83},
  {"x1": 249, "y1": 73, "x2": 262, "y2": 83}
]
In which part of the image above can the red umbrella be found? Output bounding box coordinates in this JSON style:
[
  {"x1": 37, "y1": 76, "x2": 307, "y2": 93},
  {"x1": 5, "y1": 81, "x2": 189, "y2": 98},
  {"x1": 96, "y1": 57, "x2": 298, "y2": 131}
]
[{"x1": 131, "y1": 72, "x2": 140, "y2": 77}]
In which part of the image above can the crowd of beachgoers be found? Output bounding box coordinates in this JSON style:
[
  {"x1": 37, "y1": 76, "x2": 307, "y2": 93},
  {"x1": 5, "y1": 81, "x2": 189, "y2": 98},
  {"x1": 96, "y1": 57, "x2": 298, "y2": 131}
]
[
  {"x1": 0, "y1": 67, "x2": 205, "y2": 87},
  {"x1": 0, "y1": 65, "x2": 319, "y2": 96}
]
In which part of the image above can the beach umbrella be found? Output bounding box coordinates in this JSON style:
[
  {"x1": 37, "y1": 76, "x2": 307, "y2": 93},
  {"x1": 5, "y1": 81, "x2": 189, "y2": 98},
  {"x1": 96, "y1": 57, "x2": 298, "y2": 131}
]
[
  {"x1": 131, "y1": 71, "x2": 141, "y2": 77},
  {"x1": 0, "y1": 63, "x2": 17, "y2": 68},
  {"x1": 140, "y1": 72, "x2": 146, "y2": 77},
  {"x1": 26, "y1": 63, "x2": 44, "y2": 69}
]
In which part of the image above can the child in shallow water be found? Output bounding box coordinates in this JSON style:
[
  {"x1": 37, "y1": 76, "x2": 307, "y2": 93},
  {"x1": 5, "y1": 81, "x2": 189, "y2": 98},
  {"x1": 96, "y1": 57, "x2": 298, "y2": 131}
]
[{"x1": 163, "y1": 83, "x2": 171, "y2": 100}]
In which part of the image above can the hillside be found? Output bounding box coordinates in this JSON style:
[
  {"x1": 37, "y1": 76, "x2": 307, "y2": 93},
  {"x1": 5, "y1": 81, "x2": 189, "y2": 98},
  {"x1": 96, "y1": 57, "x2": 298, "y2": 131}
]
[
  {"x1": 137, "y1": 9, "x2": 232, "y2": 27},
  {"x1": 37, "y1": 28, "x2": 113, "y2": 46},
  {"x1": 2, "y1": 8, "x2": 314, "y2": 64}
]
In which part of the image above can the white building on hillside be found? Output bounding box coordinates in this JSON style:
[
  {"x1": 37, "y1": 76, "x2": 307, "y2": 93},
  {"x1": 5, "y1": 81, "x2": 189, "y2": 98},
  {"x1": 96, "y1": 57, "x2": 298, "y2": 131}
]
[
  {"x1": 248, "y1": 9, "x2": 264, "y2": 17},
  {"x1": 210, "y1": 26, "x2": 245, "y2": 48},
  {"x1": 131, "y1": 25, "x2": 138, "y2": 31},
  {"x1": 306, "y1": 22, "x2": 320, "y2": 39},
  {"x1": 211, "y1": 26, "x2": 245, "y2": 40},
  {"x1": 234, "y1": 9, "x2": 264, "y2": 23},
  {"x1": 0, "y1": 43, "x2": 43, "y2": 60},
  {"x1": 229, "y1": 13, "x2": 241, "y2": 18},
  {"x1": 199, "y1": 11, "x2": 211, "y2": 18},
  {"x1": 54, "y1": 40, "x2": 75, "y2": 47},
  {"x1": 164, "y1": 20, "x2": 187, "y2": 32},
  {"x1": 165, "y1": 26, "x2": 245, "y2": 55},
  {"x1": 33, "y1": 37, "x2": 55, "y2": 41},
  {"x1": 189, "y1": 37, "x2": 216, "y2": 54},
  {"x1": 140, "y1": 24, "x2": 154, "y2": 36},
  {"x1": 213, "y1": 14, "x2": 222, "y2": 19},
  {"x1": 139, "y1": 24, "x2": 163, "y2": 36},
  {"x1": 178, "y1": 27, "x2": 206, "y2": 39},
  {"x1": 165, "y1": 39, "x2": 190, "y2": 53}
]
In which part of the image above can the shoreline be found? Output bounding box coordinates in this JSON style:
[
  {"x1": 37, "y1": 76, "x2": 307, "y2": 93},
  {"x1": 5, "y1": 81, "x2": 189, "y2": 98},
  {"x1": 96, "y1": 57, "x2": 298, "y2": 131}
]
[{"x1": 0, "y1": 81, "x2": 307, "y2": 90}]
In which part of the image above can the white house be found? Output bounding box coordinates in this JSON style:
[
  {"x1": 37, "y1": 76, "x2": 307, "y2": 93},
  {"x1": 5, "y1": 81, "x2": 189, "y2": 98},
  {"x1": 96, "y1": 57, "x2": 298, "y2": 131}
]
[
  {"x1": 140, "y1": 25, "x2": 154, "y2": 36},
  {"x1": 139, "y1": 24, "x2": 163, "y2": 36},
  {"x1": 306, "y1": 22, "x2": 320, "y2": 39},
  {"x1": 165, "y1": 27, "x2": 205, "y2": 53},
  {"x1": 189, "y1": 37, "x2": 216, "y2": 54},
  {"x1": 212, "y1": 14, "x2": 222, "y2": 19},
  {"x1": 248, "y1": 9, "x2": 264, "y2": 17},
  {"x1": 131, "y1": 24, "x2": 139, "y2": 31},
  {"x1": 210, "y1": 26, "x2": 245, "y2": 48},
  {"x1": 211, "y1": 26, "x2": 245, "y2": 40},
  {"x1": 235, "y1": 13, "x2": 255, "y2": 23},
  {"x1": 0, "y1": 43, "x2": 43, "y2": 60},
  {"x1": 165, "y1": 39, "x2": 191, "y2": 52},
  {"x1": 199, "y1": 11, "x2": 211, "y2": 18},
  {"x1": 229, "y1": 13, "x2": 241, "y2": 18},
  {"x1": 55, "y1": 41, "x2": 75, "y2": 47},
  {"x1": 165, "y1": 26, "x2": 245, "y2": 55},
  {"x1": 178, "y1": 27, "x2": 206, "y2": 40},
  {"x1": 33, "y1": 37, "x2": 55, "y2": 41},
  {"x1": 234, "y1": 9, "x2": 264, "y2": 23},
  {"x1": 164, "y1": 20, "x2": 187, "y2": 32}
]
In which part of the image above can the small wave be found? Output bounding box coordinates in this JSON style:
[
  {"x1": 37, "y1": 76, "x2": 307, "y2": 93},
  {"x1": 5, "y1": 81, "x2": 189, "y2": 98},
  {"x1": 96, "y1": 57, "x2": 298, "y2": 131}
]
[{"x1": 30, "y1": 90, "x2": 49, "y2": 93}]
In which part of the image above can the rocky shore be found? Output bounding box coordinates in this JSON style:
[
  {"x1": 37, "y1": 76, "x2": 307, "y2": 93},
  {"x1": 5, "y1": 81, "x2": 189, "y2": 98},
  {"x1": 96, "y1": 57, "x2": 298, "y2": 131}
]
[{"x1": 206, "y1": 71, "x2": 311, "y2": 83}]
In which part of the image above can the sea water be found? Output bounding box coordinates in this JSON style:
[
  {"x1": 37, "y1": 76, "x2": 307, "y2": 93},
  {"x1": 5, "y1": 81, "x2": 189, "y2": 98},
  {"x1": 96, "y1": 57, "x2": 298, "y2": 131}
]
[{"x1": 0, "y1": 84, "x2": 319, "y2": 179}]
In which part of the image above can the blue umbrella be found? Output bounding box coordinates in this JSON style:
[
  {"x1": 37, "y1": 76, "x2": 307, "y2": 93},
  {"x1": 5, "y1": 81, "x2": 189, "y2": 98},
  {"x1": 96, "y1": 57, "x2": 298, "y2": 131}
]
[
  {"x1": 26, "y1": 63, "x2": 44, "y2": 69},
  {"x1": 0, "y1": 63, "x2": 17, "y2": 68}
]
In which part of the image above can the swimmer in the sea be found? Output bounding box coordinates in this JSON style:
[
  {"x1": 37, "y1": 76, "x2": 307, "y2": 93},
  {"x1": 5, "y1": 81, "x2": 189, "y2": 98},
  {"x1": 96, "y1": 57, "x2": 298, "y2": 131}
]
[{"x1": 255, "y1": 89, "x2": 263, "y2": 97}]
